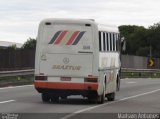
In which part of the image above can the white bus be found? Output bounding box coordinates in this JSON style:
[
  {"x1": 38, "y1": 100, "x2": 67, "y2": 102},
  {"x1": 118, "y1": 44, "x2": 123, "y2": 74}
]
[{"x1": 34, "y1": 18, "x2": 121, "y2": 104}]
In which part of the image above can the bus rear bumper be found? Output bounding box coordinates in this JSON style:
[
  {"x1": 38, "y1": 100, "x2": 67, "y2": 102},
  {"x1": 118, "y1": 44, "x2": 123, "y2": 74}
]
[
  {"x1": 34, "y1": 81, "x2": 98, "y2": 90},
  {"x1": 34, "y1": 81, "x2": 98, "y2": 97}
]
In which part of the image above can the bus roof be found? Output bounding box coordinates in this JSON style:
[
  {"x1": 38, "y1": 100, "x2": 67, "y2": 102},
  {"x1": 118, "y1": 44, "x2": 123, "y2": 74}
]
[
  {"x1": 39, "y1": 18, "x2": 96, "y2": 26},
  {"x1": 39, "y1": 18, "x2": 119, "y2": 33},
  {"x1": 97, "y1": 24, "x2": 119, "y2": 33}
]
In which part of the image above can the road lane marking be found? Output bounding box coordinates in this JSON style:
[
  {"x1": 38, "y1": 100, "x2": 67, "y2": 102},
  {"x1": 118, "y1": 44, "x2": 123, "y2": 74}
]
[
  {"x1": 61, "y1": 88, "x2": 160, "y2": 119},
  {"x1": 119, "y1": 88, "x2": 160, "y2": 101},
  {"x1": 0, "y1": 85, "x2": 33, "y2": 90},
  {"x1": 0, "y1": 100, "x2": 15, "y2": 104},
  {"x1": 126, "y1": 81, "x2": 137, "y2": 84}
]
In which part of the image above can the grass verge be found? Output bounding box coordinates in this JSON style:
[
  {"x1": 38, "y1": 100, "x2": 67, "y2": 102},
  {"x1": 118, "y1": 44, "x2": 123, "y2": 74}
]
[
  {"x1": 121, "y1": 72, "x2": 160, "y2": 78},
  {"x1": 0, "y1": 75, "x2": 34, "y2": 87}
]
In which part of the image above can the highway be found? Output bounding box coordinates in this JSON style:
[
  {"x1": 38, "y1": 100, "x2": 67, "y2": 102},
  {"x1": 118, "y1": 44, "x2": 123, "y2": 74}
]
[{"x1": 0, "y1": 78, "x2": 160, "y2": 119}]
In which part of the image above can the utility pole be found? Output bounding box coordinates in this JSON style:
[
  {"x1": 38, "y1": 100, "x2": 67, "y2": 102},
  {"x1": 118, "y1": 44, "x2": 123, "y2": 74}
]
[
  {"x1": 148, "y1": 39, "x2": 154, "y2": 68},
  {"x1": 149, "y1": 39, "x2": 152, "y2": 58}
]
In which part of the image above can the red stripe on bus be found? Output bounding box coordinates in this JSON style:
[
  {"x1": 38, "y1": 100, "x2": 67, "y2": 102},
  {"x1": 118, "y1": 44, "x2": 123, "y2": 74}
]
[
  {"x1": 66, "y1": 31, "x2": 80, "y2": 45},
  {"x1": 54, "y1": 31, "x2": 68, "y2": 44},
  {"x1": 34, "y1": 81, "x2": 98, "y2": 90}
]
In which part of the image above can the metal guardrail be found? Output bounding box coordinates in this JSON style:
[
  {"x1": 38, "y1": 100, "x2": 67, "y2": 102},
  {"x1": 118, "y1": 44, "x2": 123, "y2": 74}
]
[
  {"x1": 122, "y1": 68, "x2": 160, "y2": 72},
  {"x1": 0, "y1": 69, "x2": 35, "y2": 78},
  {"x1": 0, "y1": 68, "x2": 160, "y2": 78},
  {"x1": 121, "y1": 68, "x2": 160, "y2": 78}
]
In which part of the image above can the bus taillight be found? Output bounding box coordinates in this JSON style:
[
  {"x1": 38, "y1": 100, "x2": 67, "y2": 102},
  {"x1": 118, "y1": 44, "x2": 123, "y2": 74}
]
[
  {"x1": 35, "y1": 75, "x2": 47, "y2": 81},
  {"x1": 84, "y1": 76, "x2": 98, "y2": 82}
]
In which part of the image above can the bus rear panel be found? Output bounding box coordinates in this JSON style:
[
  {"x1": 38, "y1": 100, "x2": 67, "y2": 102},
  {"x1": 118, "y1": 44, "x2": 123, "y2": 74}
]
[{"x1": 34, "y1": 19, "x2": 99, "y2": 99}]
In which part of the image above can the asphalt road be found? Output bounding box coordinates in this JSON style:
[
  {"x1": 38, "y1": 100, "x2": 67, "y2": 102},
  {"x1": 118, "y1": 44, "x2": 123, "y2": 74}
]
[{"x1": 0, "y1": 78, "x2": 160, "y2": 119}]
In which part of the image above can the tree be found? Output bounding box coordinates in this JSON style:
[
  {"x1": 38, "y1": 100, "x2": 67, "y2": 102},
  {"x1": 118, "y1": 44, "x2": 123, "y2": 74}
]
[
  {"x1": 136, "y1": 47, "x2": 150, "y2": 56},
  {"x1": 119, "y1": 23, "x2": 160, "y2": 58},
  {"x1": 118, "y1": 25, "x2": 147, "y2": 56},
  {"x1": 147, "y1": 22, "x2": 160, "y2": 57},
  {"x1": 22, "y1": 38, "x2": 36, "y2": 49}
]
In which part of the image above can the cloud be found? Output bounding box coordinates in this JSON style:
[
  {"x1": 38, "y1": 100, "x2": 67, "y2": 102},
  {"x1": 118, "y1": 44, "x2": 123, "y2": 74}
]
[{"x1": 0, "y1": 0, "x2": 160, "y2": 43}]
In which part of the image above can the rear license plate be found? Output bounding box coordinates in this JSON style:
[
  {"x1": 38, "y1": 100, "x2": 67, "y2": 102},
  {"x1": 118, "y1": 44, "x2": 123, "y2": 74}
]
[{"x1": 60, "y1": 77, "x2": 71, "y2": 81}]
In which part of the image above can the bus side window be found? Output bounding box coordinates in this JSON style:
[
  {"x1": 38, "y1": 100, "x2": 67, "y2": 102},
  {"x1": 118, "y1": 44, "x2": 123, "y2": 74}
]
[
  {"x1": 99, "y1": 31, "x2": 101, "y2": 51},
  {"x1": 106, "y1": 33, "x2": 109, "y2": 51},
  {"x1": 103, "y1": 32, "x2": 106, "y2": 51},
  {"x1": 113, "y1": 33, "x2": 115, "y2": 51},
  {"x1": 115, "y1": 33, "x2": 118, "y2": 51},
  {"x1": 108, "y1": 33, "x2": 110, "y2": 51},
  {"x1": 110, "y1": 33, "x2": 112, "y2": 51},
  {"x1": 117, "y1": 34, "x2": 120, "y2": 51},
  {"x1": 113, "y1": 33, "x2": 117, "y2": 51},
  {"x1": 112, "y1": 33, "x2": 114, "y2": 51},
  {"x1": 101, "y1": 32, "x2": 104, "y2": 52}
]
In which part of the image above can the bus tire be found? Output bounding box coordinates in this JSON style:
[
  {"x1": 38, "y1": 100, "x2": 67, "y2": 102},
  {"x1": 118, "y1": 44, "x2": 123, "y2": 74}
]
[
  {"x1": 97, "y1": 93, "x2": 105, "y2": 104},
  {"x1": 106, "y1": 92, "x2": 115, "y2": 101},
  {"x1": 51, "y1": 96, "x2": 59, "y2": 102},
  {"x1": 42, "y1": 93, "x2": 50, "y2": 102},
  {"x1": 116, "y1": 76, "x2": 120, "y2": 91},
  {"x1": 97, "y1": 85, "x2": 105, "y2": 104},
  {"x1": 88, "y1": 97, "x2": 95, "y2": 103},
  {"x1": 61, "y1": 96, "x2": 67, "y2": 100}
]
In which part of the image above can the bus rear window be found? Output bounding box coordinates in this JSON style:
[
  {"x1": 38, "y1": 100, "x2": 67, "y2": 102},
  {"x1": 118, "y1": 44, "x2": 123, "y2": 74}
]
[{"x1": 41, "y1": 24, "x2": 93, "y2": 54}]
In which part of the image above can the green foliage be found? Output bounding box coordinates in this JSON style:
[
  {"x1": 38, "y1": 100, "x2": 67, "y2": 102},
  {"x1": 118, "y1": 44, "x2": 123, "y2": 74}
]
[
  {"x1": 119, "y1": 22, "x2": 160, "y2": 58},
  {"x1": 148, "y1": 23, "x2": 160, "y2": 57},
  {"x1": 22, "y1": 38, "x2": 36, "y2": 49},
  {"x1": 136, "y1": 47, "x2": 150, "y2": 56}
]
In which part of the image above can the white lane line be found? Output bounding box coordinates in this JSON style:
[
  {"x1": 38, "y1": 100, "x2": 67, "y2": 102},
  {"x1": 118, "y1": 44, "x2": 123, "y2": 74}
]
[
  {"x1": 0, "y1": 85, "x2": 33, "y2": 90},
  {"x1": 61, "y1": 88, "x2": 160, "y2": 119},
  {"x1": 126, "y1": 81, "x2": 137, "y2": 84},
  {"x1": 0, "y1": 100, "x2": 15, "y2": 104}
]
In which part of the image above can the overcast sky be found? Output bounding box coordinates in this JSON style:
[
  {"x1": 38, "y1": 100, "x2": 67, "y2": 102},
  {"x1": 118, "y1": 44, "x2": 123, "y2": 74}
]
[{"x1": 0, "y1": 0, "x2": 160, "y2": 43}]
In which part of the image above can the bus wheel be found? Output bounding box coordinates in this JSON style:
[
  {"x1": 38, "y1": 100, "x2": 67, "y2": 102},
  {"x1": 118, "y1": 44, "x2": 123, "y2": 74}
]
[
  {"x1": 116, "y1": 76, "x2": 120, "y2": 91},
  {"x1": 106, "y1": 92, "x2": 115, "y2": 101},
  {"x1": 88, "y1": 97, "x2": 95, "y2": 103},
  {"x1": 42, "y1": 93, "x2": 50, "y2": 102},
  {"x1": 51, "y1": 96, "x2": 59, "y2": 102},
  {"x1": 61, "y1": 96, "x2": 67, "y2": 100},
  {"x1": 97, "y1": 86, "x2": 105, "y2": 104}
]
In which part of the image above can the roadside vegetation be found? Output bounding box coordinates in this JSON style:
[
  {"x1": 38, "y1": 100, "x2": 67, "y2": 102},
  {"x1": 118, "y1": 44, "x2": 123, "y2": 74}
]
[
  {"x1": 0, "y1": 75, "x2": 34, "y2": 87},
  {"x1": 119, "y1": 22, "x2": 160, "y2": 58}
]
